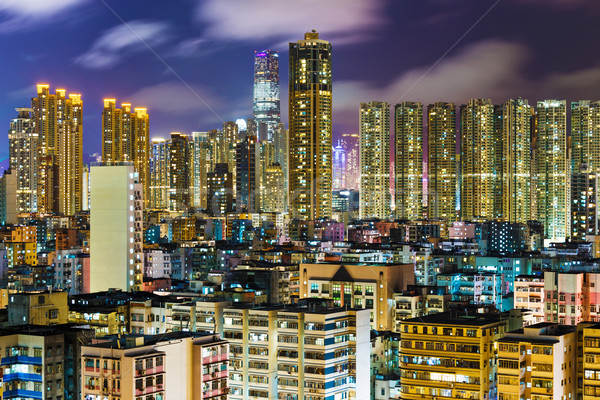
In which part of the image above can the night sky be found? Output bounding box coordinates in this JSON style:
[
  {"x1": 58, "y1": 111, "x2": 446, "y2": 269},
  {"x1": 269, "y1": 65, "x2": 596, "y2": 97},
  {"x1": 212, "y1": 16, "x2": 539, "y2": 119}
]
[{"x1": 1, "y1": 0, "x2": 599, "y2": 160}]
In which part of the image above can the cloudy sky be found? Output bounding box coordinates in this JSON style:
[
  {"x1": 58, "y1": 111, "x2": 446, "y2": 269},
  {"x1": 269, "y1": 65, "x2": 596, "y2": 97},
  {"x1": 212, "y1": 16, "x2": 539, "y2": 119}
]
[{"x1": 0, "y1": 0, "x2": 599, "y2": 158}]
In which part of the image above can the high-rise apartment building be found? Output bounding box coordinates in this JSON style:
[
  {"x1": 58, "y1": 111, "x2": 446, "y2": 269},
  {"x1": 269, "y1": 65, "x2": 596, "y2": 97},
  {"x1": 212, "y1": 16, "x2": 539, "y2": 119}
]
[
  {"x1": 536, "y1": 100, "x2": 569, "y2": 241},
  {"x1": 253, "y1": 50, "x2": 280, "y2": 142},
  {"x1": 332, "y1": 142, "x2": 346, "y2": 191},
  {"x1": 236, "y1": 134, "x2": 259, "y2": 213},
  {"x1": 31, "y1": 84, "x2": 83, "y2": 215},
  {"x1": 460, "y1": 99, "x2": 499, "y2": 220},
  {"x1": 149, "y1": 138, "x2": 169, "y2": 210},
  {"x1": 360, "y1": 101, "x2": 391, "y2": 219},
  {"x1": 90, "y1": 163, "x2": 143, "y2": 292},
  {"x1": 571, "y1": 164, "x2": 599, "y2": 239},
  {"x1": 208, "y1": 163, "x2": 233, "y2": 216},
  {"x1": 169, "y1": 132, "x2": 191, "y2": 212},
  {"x1": 8, "y1": 107, "x2": 38, "y2": 213},
  {"x1": 395, "y1": 102, "x2": 424, "y2": 220},
  {"x1": 502, "y1": 98, "x2": 533, "y2": 223},
  {"x1": 191, "y1": 131, "x2": 211, "y2": 209},
  {"x1": 289, "y1": 30, "x2": 332, "y2": 220},
  {"x1": 101, "y1": 99, "x2": 150, "y2": 205},
  {"x1": 262, "y1": 164, "x2": 285, "y2": 213},
  {"x1": 273, "y1": 122, "x2": 288, "y2": 209},
  {"x1": 427, "y1": 102, "x2": 457, "y2": 225},
  {"x1": 572, "y1": 100, "x2": 600, "y2": 174},
  {"x1": 342, "y1": 133, "x2": 360, "y2": 191}
]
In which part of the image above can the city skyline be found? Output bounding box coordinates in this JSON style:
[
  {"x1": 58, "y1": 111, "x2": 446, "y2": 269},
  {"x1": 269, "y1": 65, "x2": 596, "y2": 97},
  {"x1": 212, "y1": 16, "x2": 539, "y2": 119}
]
[{"x1": 1, "y1": 1, "x2": 600, "y2": 160}]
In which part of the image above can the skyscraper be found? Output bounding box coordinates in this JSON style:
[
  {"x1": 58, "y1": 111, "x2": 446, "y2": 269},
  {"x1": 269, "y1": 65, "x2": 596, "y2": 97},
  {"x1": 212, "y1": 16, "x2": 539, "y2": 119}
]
[
  {"x1": 428, "y1": 102, "x2": 457, "y2": 224},
  {"x1": 8, "y1": 108, "x2": 38, "y2": 213},
  {"x1": 536, "y1": 100, "x2": 569, "y2": 241},
  {"x1": 571, "y1": 100, "x2": 600, "y2": 174},
  {"x1": 31, "y1": 84, "x2": 83, "y2": 215},
  {"x1": 359, "y1": 101, "x2": 391, "y2": 219},
  {"x1": 341, "y1": 133, "x2": 360, "y2": 191},
  {"x1": 460, "y1": 98, "x2": 498, "y2": 220},
  {"x1": 191, "y1": 131, "x2": 211, "y2": 209},
  {"x1": 273, "y1": 122, "x2": 289, "y2": 210},
  {"x1": 101, "y1": 100, "x2": 149, "y2": 205},
  {"x1": 253, "y1": 50, "x2": 280, "y2": 142},
  {"x1": 208, "y1": 163, "x2": 233, "y2": 216},
  {"x1": 332, "y1": 143, "x2": 346, "y2": 190},
  {"x1": 168, "y1": 132, "x2": 191, "y2": 212},
  {"x1": 149, "y1": 138, "x2": 169, "y2": 210},
  {"x1": 502, "y1": 98, "x2": 533, "y2": 223},
  {"x1": 289, "y1": 30, "x2": 332, "y2": 221},
  {"x1": 395, "y1": 102, "x2": 424, "y2": 220},
  {"x1": 236, "y1": 134, "x2": 259, "y2": 213},
  {"x1": 571, "y1": 164, "x2": 598, "y2": 239}
]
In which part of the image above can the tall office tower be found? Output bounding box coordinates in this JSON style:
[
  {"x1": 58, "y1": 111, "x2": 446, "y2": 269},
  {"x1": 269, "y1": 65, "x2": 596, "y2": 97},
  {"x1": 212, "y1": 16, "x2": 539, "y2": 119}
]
[
  {"x1": 191, "y1": 131, "x2": 210, "y2": 209},
  {"x1": 253, "y1": 50, "x2": 280, "y2": 142},
  {"x1": 289, "y1": 30, "x2": 333, "y2": 221},
  {"x1": 571, "y1": 164, "x2": 598, "y2": 239},
  {"x1": 536, "y1": 100, "x2": 569, "y2": 241},
  {"x1": 502, "y1": 98, "x2": 533, "y2": 223},
  {"x1": 395, "y1": 102, "x2": 424, "y2": 220},
  {"x1": 90, "y1": 163, "x2": 143, "y2": 292},
  {"x1": 8, "y1": 108, "x2": 38, "y2": 213},
  {"x1": 342, "y1": 133, "x2": 360, "y2": 190},
  {"x1": 571, "y1": 100, "x2": 600, "y2": 173},
  {"x1": 359, "y1": 101, "x2": 391, "y2": 219},
  {"x1": 101, "y1": 100, "x2": 149, "y2": 204},
  {"x1": 332, "y1": 143, "x2": 346, "y2": 190},
  {"x1": 208, "y1": 163, "x2": 233, "y2": 216},
  {"x1": 149, "y1": 138, "x2": 169, "y2": 209},
  {"x1": 31, "y1": 84, "x2": 83, "y2": 215},
  {"x1": 169, "y1": 132, "x2": 191, "y2": 212},
  {"x1": 274, "y1": 122, "x2": 289, "y2": 209},
  {"x1": 460, "y1": 99, "x2": 498, "y2": 220},
  {"x1": 428, "y1": 102, "x2": 457, "y2": 224},
  {"x1": 236, "y1": 134, "x2": 259, "y2": 213}
]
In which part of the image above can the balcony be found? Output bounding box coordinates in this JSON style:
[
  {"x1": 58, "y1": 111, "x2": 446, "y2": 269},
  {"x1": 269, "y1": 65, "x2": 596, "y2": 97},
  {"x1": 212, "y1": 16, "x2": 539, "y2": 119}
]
[
  {"x1": 203, "y1": 370, "x2": 228, "y2": 381},
  {"x1": 3, "y1": 372, "x2": 43, "y2": 382},
  {"x1": 3, "y1": 389, "x2": 43, "y2": 399},
  {"x1": 135, "y1": 366, "x2": 164, "y2": 377},
  {"x1": 204, "y1": 388, "x2": 228, "y2": 398},
  {"x1": 135, "y1": 384, "x2": 164, "y2": 396},
  {"x1": 1, "y1": 356, "x2": 43, "y2": 366},
  {"x1": 202, "y1": 353, "x2": 228, "y2": 365}
]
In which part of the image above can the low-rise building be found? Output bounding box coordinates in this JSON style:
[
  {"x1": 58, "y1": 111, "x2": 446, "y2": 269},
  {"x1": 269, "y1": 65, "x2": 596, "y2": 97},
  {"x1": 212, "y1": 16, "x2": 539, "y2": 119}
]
[
  {"x1": 300, "y1": 262, "x2": 414, "y2": 330},
  {"x1": 399, "y1": 310, "x2": 523, "y2": 400},
  {"x1": 498, "y1": 323, "x2": 576, "y2": 400},
  {"x1": 81, "y1": 332, "x2": 228, "y2": 400},
  {"x1": 223, "y1": 303, "x2": 370, "y2": 400}
]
